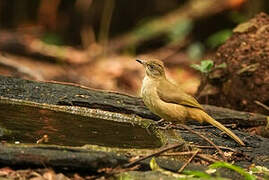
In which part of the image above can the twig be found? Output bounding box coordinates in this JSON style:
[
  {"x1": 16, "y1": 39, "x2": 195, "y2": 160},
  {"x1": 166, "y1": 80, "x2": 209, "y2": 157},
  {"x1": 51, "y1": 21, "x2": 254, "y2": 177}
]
[
  {"x1": 0, "y1": 55, "x2": 44, "y2": 80},
  {"x1": 124, "y1": 142, "x2": 184, "y2": 168},
  {"x1": 197, "y1": 154, "x2": 219, "y2": 163},
  {"x1": 176, "y1": 124, "x2": 227, "y2": 161},
  {"x1": 99, "y1": 0, "x2": 115, "y2": 55},
  {"x1": 182, "y1": 124, "x2": 236, "y2": 130},
  {"x1": 162, "y1": 152, "x2": 219, "y2": 163},
  {"x1": 178, "y1": 149, "x2": 199, "y2": 173},
  {"x1": 195, "y1": 75, "x2": 208, "y2": 98},
  {"x1": 254, "y1": 100, "x2": 269, "y2": 112},
  {"x1": 192, "y1": 145, "x2": 237, "y2": 152},
  {"x1": 162, "y1": 151, "x2": 200, "y2": 156},
  {"x1": 195, "y1": 124, "x2": 236, "y2": 129}
]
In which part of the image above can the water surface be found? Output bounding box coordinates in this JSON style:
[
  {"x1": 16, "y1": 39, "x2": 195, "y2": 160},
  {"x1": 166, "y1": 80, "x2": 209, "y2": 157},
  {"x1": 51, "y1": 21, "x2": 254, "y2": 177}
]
[{"x1": 0, "y1": 103, "x2": 162, "y2": 148}]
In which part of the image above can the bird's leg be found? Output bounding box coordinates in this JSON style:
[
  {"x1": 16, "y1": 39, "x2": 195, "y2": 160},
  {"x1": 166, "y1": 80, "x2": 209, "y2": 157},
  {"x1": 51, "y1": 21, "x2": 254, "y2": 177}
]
[{"x1": 156, "y1": 118, "x2": 165, "y2": 124}]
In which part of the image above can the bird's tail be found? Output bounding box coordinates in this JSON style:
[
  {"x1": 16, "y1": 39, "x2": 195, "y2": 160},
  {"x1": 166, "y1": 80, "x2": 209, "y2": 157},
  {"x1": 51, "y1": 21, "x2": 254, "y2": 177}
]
[{"x1": 189, "y1": 109, "x2": 245, "y2": 146}]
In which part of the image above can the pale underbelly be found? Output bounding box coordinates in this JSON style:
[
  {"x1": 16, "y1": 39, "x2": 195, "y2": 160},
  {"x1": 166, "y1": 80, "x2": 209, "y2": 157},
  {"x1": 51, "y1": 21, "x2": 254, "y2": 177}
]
[{"x1": 143, "y1": 94, "x2": 187, "y2": 123}]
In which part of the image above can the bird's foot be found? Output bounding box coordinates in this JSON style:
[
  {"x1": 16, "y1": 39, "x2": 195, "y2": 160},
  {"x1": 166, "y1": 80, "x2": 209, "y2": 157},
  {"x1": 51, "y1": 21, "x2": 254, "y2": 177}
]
[{"x1": 157, "y1": 121, "x2": 173, "y2": 130}]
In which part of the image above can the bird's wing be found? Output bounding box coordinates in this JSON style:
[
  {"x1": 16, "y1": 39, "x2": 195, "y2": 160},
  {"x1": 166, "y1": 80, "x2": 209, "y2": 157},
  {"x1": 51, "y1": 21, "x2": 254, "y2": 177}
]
[{"x1": 157, "y1": 79, "x2": 204, "y2": 110}]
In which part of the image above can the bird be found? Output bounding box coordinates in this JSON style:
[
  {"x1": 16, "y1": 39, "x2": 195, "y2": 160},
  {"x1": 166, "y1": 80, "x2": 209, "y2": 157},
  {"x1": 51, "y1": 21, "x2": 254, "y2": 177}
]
[{"x1": 136, "y1": 58, "x2": 245, "y2": 146}]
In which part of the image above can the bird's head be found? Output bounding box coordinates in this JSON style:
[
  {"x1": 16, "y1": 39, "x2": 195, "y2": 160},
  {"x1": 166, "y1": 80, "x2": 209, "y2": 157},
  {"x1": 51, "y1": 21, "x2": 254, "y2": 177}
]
[{"x1": 136, "y1": 58, "x2": 166, "y2": 79}]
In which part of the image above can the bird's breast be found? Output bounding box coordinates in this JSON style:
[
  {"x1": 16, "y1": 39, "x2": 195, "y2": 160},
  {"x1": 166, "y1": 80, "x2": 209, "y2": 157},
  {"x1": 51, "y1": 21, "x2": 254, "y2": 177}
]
[
  {"x1": 141, "y1": 77, "x2": 187, "y2": 122},
  {"x1": 141, "y1": 77, "x2": 159, "y2": 114}
]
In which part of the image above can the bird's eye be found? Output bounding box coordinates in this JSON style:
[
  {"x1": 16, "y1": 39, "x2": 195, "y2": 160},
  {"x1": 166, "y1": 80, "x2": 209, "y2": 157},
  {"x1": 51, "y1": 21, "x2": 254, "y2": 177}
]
[{"x1": 148, "y1": 64, "x2": 154, "y2": 70}]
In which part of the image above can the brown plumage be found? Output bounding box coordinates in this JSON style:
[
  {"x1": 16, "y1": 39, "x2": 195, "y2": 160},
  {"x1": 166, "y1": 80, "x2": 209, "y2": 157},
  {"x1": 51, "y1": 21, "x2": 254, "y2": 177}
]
[{"x1": 137, "y1": 58, "x2": 245, "y2": 146}]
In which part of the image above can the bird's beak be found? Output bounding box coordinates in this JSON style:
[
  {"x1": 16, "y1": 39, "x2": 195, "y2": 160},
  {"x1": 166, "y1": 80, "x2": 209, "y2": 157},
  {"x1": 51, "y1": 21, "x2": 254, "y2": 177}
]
[{"x1": 136, "y1": 59, "x2": 145, "y2": 65}]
